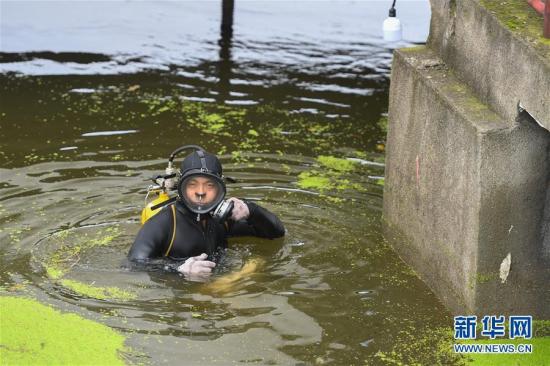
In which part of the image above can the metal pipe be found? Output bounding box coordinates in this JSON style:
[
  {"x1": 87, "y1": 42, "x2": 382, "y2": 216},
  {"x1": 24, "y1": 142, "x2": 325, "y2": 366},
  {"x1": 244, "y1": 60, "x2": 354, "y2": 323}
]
[
  {"x1": 218, "y1": 0, "x2": 234, "y2": 100},
  {"x1": 544, "y1": 0, "x2": 550, "y2": 38},
  {"x1": 526, "y1": 0, "x2": 549, "y2": 38},
  {"x1": 527, "y1": 0, "x2": 545, "y2": 14}
]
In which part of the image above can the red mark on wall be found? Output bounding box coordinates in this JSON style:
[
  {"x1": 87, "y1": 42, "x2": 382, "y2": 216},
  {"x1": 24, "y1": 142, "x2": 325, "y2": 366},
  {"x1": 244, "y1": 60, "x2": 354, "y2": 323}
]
[{"x1": 415, "y1": 155, "x2": 420, "y2": 187}]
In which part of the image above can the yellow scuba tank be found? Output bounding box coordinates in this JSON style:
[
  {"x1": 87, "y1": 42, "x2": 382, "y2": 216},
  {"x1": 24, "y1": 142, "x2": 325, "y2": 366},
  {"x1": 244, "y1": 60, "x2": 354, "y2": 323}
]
[
  {"x1": 141, "y1": 190, "x2": 170, "y2": 225},
  {"x1": 141, "y1": 158, "x2": 180, "y2": 225}
]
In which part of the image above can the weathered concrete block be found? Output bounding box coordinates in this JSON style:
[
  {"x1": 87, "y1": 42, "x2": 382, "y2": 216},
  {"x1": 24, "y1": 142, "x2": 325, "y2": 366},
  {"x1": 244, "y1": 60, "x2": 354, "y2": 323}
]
[
  {"x1": 428, "y1": 0, "x2": 550, "y2": 130},
  {"x1": 384, "y1": 47, "x2": 549, "y2": 317}
]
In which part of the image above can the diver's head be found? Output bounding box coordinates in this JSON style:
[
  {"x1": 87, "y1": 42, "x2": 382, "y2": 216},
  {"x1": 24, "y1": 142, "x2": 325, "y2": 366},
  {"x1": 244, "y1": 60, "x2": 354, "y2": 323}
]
[
  {"x1": 178, "y1": 149, "x2": 226, "y2": 214},
  {"x1": 183, "y1": 175, "x2": 220, "y2": 209}
]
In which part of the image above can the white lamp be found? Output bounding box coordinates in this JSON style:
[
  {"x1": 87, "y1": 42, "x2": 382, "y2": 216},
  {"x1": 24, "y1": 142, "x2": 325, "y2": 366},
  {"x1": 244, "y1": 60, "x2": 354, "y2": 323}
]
[{"x1": 383, "y1": 0, "x2": 402, "y2": 42}]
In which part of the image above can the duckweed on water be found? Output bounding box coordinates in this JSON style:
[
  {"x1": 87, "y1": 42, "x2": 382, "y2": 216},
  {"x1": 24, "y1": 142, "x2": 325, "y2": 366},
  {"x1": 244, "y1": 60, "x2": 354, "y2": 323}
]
[
  {"x1": 60, "y1": 279, "x2": 137, "y2": 301},
  {"x1": 297, "y1": 155, "x2": 366, "y2": 193},
  {"x1": 317, "y1": 155, "x2": 356, "y2": 172},
  {"x1": 296, "y1": 172, "x2": 332, "y2": 191},
  {"x1": 464, "y1": 337, "x2": 550, "y2": 365},
  {"x1": 297, "y1": 171, "x2": 364, "y2": 192},
  {"x1": 375, "y1": 326, "x2": 466, "y2": 365},
  {"x1": 377, "y1": 115, "x2": 389, "y2": 134},
  {"x1": 42, "y1": 226, "x2": 136, "y2": 301},
  {"x1": 1, "y1": 77, "x2": 386, "y2": 167},
  {"x1": 44, "y1": 226, "x2": 121, "y2": 280},
  {"x1": 0, "y1": 296, "x2": 127, "y2": 365},
  {"x1": 374, "y1": 321, "x2": 550, "y2": 365}
]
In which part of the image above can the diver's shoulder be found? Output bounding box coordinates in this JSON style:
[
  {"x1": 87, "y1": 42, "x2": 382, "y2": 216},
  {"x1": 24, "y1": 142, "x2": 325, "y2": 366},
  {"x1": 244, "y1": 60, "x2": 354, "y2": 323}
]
[{"x1": 142, "y1": 205, "x2": 174, "y2": 226}]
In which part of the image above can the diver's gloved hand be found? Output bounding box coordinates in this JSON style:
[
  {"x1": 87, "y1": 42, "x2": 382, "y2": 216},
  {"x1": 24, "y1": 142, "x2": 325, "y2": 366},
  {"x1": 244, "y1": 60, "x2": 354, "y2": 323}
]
[
  {"x1": 227, "y1": 197, "x2": 250, "y2": 221},
  {"x1": 177, "y1": 253, "x2": 216, "y2": 276}
]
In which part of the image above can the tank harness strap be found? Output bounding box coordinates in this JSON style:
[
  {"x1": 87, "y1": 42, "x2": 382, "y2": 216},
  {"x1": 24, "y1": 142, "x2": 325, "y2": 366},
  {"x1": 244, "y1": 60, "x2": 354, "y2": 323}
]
[{"x1": 164, "y1": 204, "x2": 177, "y2": 257}]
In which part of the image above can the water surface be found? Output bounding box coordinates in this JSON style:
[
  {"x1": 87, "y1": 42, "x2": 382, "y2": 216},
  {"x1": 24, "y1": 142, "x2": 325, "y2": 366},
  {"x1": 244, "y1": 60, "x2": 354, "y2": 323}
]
[{"x1": 0, "y1": 1, "x2": 460, "y2": 364}]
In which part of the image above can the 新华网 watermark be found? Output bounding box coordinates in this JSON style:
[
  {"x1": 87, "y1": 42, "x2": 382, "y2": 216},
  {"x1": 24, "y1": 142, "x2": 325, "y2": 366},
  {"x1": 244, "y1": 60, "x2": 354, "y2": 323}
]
[{"x1": 453, "y1": 315, "x2": 533, "y2": 354}]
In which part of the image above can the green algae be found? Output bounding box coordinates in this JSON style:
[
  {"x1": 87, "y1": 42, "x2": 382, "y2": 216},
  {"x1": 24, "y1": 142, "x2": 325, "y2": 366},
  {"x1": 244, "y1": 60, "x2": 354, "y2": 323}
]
[
  {"x1": 182, "y1": 103, "x2": 232, "y2": 137},
  {"x1": 29, "y1": 82, "x2": 383, "y2": 166},
  {"x1": 297, "y1": 171, "x2": 332, "y2": 191},
  {"x1": 0, "y1": 296, "x2": 128, "y2": 365},
  {"x1": 297, "y1": 170, "x2": 363, "y2": 192},
  {"x1": 377, "y1": 115, "x2": 389, "y2": 134},
  {"x1": 296, "y1": 170, "x2": 364, "y2": 192},
  {"x1": 374, "y1": 321, "x2": 550, "y2": 366},
  {"x1": 296, "y1": 155, "x2": 368, "y2": 194},
  {"x1": 316, "y1": 155, "x2": 356, "y2": 172},
  {"x1": 464, "y1": 337, "x2": 550, "y2": 365},
  {"x1": 202, "y1": 113, "x2": 227, "y2": 134},
  {"x1": 44, "y1": 226, "x2": 121, "y2": 280},
  {"x1": 60, "y1": 279, "x2": 137, "y2": 301},
  {"x1": 534, "y1": 320, "x2": 550, "y2": 337},
  {"x1": 41, "y1": 227, "x2": 137, "y2": 302},
  {"x1": 142, "y1": 95, "x2": 179, "y2": 117},
  {"x1": 375, "y1": 326, "x2": 467, "y2": 365}
]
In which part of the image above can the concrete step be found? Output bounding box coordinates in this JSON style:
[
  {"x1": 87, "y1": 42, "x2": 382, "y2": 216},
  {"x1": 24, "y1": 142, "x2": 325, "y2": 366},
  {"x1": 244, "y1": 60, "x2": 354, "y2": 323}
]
[
  {"x1": 384, "y1": 45, "x2": 550, "y2": 316},
  {"x1": 428, "y1": 0, "x2": 550, "y2": 130}
]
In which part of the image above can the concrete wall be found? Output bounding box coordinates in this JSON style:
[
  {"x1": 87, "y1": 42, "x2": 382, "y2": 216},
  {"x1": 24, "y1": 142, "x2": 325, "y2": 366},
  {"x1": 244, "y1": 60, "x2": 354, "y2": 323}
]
[
  {"x1": 384, "y1": 0, "x2": 550, "y2": 316},
  {"x1": 476, "y1": 113, "x2": 549, "y2": 315},
  {"x1": 385, "y1": 48, "x2": 487, "y2": 312},
  {"x1": 428, "y1": 0, "x2": 550, "y2": 130}
]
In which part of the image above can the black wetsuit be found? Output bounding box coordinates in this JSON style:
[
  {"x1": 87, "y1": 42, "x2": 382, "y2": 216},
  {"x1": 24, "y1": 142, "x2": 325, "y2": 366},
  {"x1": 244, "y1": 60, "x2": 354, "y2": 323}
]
[{"x1": 128, "y1": 200, "x2": 284, "y2": 271}]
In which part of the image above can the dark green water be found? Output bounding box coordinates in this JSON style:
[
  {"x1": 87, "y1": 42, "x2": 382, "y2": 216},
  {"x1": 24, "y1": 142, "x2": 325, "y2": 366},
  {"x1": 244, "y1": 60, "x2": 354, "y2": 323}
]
[{"x1": 0, "y1": 2, "x2": 464, "y2": 364}]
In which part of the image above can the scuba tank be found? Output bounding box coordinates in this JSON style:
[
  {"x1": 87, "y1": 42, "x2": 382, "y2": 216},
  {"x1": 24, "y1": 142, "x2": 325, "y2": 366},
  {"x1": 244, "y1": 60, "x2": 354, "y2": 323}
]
[
  {"x1": 141, "y1": 189, "x2": 170, "y2": 224},
  {"x1": 140, "y1": 154, "x2": 181, "y2": 225}
]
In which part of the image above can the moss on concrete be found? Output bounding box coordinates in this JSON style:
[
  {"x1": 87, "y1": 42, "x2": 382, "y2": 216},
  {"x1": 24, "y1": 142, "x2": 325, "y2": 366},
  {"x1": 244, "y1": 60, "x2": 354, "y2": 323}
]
[
  {"x1": 475, "y1": 272, "x2": 499, "y2": 284},
  {"x1": 0, "y1": 296, "x2": 127, "y2": 365},
  {"x1": 397, "y1": 48, "x2": 503, "y2": 128},
  {"x1": 479, "y1": 0, "x2": 550, "y2": 59},
  {"x1": 400, "y1": 45, "x2": 427, "y2": 53},
  {"x1": 442, "y1": 71, "x2": 503, "y2": 125}
]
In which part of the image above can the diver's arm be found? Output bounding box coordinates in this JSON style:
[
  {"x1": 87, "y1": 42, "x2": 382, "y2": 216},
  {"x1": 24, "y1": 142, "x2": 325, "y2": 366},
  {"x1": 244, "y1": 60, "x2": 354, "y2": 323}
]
[
  {"x1": 129, "y1": 254, "x2": 215, "y2": 277},
  {"x1": 127, "y1": 258, "x2": 184, "y2": 273},
  {"x1": 228, "y1": 200, "x2": 285, "y2": 239}
]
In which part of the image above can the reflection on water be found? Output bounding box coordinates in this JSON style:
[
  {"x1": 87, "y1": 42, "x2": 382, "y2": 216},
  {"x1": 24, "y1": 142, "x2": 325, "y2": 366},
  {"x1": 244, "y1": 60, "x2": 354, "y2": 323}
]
[{"x1": 0, "y1": 1, "x2": 459, "y2": 365}]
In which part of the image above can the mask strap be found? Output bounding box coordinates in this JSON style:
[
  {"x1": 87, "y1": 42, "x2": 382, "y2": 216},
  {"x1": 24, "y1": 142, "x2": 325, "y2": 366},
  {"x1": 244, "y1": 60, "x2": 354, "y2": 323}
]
[{"x1": 196, "y1": 150, "x2": 209, "y2": 172}]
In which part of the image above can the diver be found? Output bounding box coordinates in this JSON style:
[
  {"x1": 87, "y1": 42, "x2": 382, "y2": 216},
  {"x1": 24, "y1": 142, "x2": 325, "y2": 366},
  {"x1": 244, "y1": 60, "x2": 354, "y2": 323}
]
[{"x1": 128, "y1": 147, "x2": 285, "y2": 278}]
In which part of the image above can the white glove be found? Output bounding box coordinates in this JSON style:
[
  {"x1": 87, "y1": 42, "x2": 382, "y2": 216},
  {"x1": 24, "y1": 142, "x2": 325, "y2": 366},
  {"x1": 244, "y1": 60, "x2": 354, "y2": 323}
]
[
  {"x1": 178, "y1": 253, "x2": 216, "y2": 275},
  {"x1": 227, "y1": 197, "x2": 250, "y2": 221}
]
